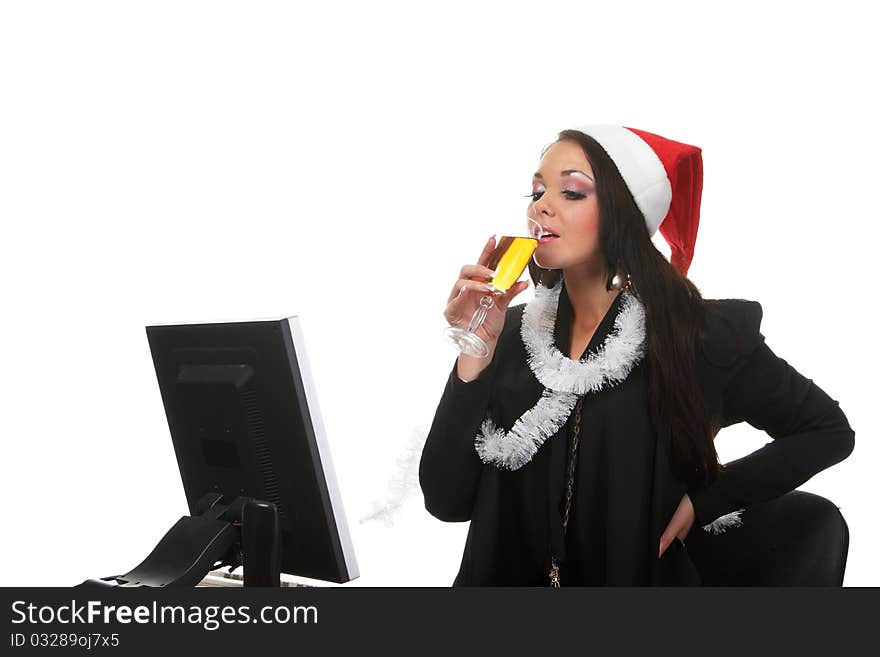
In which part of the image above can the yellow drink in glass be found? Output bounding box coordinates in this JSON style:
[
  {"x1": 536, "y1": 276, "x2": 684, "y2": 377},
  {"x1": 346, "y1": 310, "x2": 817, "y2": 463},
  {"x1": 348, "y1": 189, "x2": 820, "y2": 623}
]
[{"x1": 486, "y1": 236, "x2": 538, "y2": 293}]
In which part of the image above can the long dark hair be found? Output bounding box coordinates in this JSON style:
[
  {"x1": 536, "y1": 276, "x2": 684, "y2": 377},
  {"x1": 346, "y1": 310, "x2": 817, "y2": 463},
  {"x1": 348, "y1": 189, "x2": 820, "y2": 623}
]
[{"x1": 527, "y1": 129, "x2": 720, "y2": 488}]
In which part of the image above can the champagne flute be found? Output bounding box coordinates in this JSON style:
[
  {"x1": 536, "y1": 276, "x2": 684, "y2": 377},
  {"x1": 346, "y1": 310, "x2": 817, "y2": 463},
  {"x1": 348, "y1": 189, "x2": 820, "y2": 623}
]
[{"x1": 444, "y1": 217, "x2": 542, "y2": 358}]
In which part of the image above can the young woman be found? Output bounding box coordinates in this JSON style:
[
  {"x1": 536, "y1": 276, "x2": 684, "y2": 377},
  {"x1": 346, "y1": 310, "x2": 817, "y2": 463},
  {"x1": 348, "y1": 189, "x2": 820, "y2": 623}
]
[{"x1": 419, "y1": 125, "x2": 855, "y2": 586}]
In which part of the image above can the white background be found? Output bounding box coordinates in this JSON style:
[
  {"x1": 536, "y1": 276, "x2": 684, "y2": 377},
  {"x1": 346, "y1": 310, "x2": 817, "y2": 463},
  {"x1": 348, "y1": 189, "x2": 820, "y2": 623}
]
[{"x1": 1, "y1": 0, "x2": 877, "y2": 586}]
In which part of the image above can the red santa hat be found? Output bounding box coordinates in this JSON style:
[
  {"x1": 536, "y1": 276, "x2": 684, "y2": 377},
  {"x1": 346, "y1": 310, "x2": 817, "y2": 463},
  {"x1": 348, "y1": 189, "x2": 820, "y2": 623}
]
[{"x1": 569, "y1": 124, "x2": 703, "y2": 276}]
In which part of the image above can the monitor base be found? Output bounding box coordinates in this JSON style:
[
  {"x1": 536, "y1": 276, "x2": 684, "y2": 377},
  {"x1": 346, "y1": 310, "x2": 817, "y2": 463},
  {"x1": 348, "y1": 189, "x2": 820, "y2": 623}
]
[{"x1": 76, "y1": 493, "x2": 281, "y2": 588}]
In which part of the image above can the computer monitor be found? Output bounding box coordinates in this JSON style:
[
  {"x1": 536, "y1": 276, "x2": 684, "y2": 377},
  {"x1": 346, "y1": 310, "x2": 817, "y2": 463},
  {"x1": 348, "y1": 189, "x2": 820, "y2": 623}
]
[{"x1": 145, "y1": 315, "x2": 358, "y2": 584}]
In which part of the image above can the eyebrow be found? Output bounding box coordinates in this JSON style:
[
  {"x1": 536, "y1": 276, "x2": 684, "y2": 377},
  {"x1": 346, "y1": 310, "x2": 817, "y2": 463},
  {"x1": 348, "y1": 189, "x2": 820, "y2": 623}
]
[{"x1": 533, "y1": 169, "x2": 594, "y2": 182}]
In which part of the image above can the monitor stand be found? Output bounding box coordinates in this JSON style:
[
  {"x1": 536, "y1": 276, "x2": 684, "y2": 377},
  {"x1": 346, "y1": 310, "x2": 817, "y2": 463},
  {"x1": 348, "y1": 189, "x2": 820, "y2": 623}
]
[{"x1": 77, "y1": 492, "x2": 281, "y2": 588}]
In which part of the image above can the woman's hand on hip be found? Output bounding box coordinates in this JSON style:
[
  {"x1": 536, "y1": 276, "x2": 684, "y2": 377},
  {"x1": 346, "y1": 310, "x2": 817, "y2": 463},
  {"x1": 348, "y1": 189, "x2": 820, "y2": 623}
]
[{"x1": 658, "y1": 493, "x2": 696, "y2": 558}]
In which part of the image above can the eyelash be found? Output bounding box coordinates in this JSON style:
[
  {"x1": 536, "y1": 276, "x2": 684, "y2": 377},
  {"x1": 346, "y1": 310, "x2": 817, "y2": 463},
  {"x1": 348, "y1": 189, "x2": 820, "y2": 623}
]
[{"x1": 524, "y1": 190, "x2": 589, "y2": 202}]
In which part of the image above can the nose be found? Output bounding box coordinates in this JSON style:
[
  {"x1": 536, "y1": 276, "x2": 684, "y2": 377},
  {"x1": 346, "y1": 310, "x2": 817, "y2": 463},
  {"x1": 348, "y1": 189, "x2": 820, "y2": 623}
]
[{"x1": 533, "y1": 194, "x2": 555, "y2": 217}]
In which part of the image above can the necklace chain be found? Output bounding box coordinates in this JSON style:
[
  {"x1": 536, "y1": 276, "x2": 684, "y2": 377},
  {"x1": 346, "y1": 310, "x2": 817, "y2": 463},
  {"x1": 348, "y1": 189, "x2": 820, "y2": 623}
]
[{"x1": 549, "y1": 394, "x2": 586, "y2": 587}]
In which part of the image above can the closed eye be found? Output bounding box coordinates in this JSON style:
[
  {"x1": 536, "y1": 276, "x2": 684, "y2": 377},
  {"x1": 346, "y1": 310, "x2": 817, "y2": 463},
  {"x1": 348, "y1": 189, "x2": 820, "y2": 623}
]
[
  {"x1": 563, "y1": 190, "x2": 588, "y2": 200},
  {"x1": 524, "y1": 190, "x2": 590, "y2": 201}
]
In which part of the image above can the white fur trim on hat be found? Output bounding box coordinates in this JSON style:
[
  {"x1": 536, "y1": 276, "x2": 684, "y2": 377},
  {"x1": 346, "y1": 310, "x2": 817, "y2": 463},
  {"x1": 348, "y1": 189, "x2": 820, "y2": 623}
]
[{"x1": 569, "y1": 124, "x2": 672, "y2": 236}]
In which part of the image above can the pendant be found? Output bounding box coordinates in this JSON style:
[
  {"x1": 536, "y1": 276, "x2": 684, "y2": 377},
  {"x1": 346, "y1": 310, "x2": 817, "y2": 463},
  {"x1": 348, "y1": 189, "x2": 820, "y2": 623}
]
[{"x1": 549, "y1": 557, "x2": 560, "y2": 587}]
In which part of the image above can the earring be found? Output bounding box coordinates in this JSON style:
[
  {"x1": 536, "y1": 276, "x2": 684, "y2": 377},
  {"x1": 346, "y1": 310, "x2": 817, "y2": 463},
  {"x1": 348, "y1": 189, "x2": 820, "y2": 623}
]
[{"x1": 608, "y1": 271, "x2": 632, "y2": 292}]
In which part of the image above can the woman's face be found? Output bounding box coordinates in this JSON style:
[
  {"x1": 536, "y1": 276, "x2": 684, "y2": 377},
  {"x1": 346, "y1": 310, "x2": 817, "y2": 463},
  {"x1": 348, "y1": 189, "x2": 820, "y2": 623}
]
[{"x1": 528, "y1": 139, "x2": 602, "y2": 272}]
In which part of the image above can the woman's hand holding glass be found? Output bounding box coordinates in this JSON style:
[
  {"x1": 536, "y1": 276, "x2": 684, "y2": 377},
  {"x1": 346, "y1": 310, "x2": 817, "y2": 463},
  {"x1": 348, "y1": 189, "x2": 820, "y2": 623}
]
[
  {"x1": 444, "y1": 217, "x2": 540, "y2": 362},
  {"x1": 444, "y1": 236, "x2": 531, "y2": 379}
]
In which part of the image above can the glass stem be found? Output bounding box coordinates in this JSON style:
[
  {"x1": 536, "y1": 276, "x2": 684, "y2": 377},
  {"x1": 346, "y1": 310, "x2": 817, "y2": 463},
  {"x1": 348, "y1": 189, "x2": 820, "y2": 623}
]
[{"x1": 468, "y1": 294, "x2": 495, "y2": 333}]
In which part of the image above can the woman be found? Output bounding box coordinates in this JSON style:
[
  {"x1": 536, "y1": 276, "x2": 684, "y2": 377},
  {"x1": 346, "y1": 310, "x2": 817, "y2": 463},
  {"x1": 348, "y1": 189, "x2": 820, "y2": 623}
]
[{"x1": 418, "y1": 125, "x2": 855, "y2": 586}]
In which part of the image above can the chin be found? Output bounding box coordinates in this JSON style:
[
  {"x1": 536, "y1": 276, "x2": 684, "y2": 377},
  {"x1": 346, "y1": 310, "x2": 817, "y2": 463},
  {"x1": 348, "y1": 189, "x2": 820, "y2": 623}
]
[
  {"x1": 533, "y1": 254, "x2": 566, "y2": 270},
  {"x1": 536, "y1": 244, "x2": 599, "y2": 273},
  {"x1": 533, "y1": 252, "x2": 557, "y2": 269}
]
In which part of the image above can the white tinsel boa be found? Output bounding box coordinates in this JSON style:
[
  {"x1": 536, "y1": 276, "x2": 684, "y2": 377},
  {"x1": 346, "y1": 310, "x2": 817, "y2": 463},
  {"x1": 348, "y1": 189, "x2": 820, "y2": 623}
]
[
  {"x1": 475, "y1": 279, "x2": 646, "y2": 471},
  {"x1": 701, "y1": 508, "x2": 745, "y2": 534}
]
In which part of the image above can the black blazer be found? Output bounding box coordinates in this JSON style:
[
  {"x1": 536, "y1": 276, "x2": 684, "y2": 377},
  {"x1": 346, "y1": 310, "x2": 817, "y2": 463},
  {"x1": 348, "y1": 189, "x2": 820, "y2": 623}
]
[{"x1": 419, "y1": 282, "x2": 855, "y2": 586}]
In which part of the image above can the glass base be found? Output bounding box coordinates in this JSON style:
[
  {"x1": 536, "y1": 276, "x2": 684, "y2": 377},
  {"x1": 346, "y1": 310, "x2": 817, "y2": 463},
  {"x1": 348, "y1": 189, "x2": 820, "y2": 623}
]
[{"x1": 444, "y1": 326, "x2": 490, "y2": 358}]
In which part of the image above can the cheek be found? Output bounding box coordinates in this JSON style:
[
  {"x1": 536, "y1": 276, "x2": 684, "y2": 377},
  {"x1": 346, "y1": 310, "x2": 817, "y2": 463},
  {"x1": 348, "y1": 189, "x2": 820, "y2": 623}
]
[
  {"x1": 534, "y1": 207, "x2": 600, "y2": 269},
  {"x1": 567, "y1": 207, "x2": 601, "y2": 248}
]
